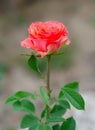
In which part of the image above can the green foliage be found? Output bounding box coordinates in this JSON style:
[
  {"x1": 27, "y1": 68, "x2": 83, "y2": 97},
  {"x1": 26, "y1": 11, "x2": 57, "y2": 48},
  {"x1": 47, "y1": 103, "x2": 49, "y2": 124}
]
[
  {"x1": 6, "y1": 82, "x2": 85, "y2": 130},
  {"x1": 0, "y1": 64, "x2": 9, "y2": 80},
  {"x1": 20, "y1": 114, "x2": 39, "y2": 128},
  {"x1": 41, "y1": 109, "x2": 46, "y2": 118},
  {"x1": 90, "y1": 17, "x2": 95, "y2": 27},
  {"x1": 51, "y1": 45, "x2": 75, "y2": 70},
  {"x1": 58, "y1": 99, "x2": 70, "y2": 109},
  {"x1": 28, "y1": 55, "x2": 41, "y2": 74},
  {"x1": 38, "y1": 58, "x2": 47, "y2": 72},
  {"x1": 58, "y1": 82, "x2": 79, "y2": 99},
  {"x1": 59, "y1": 82, "x2": 85, "y2": 110},
  {"x1": 5, "y1": 96, "x2": 17, "y2": 104},
  {"x1": 58, "y1": 91, "x2": 65, "y2": 99},
  {"x1": 64, "y1": 82, "x2": 79, "y2": 92},
  {"x1": 13, "y1": 99, "x2": 35, "y2": 113},
  {"x1": 15, "y1": 91, "x2": 37, "y2": 99},
  {"x1": 6, "y1": 91, "x2": 37, "y2": 114},
  {"x1": 29, "y1": 125, "x2": 38, "y2": 130},
  {"x1": 16, "y1": 13, "x2": 27, "y2": 26},
  {"x1": 47, "y1": 117, "x2": 65, "y2": 123},
  {"x1": 52, "y1": 124, "x2": 60, "y2": 130},
  {"x1": 6, "y1": 91, "x2": 37, "y2": 104},
  {"x1": 50, "y1": 105, "x2": 66, "y2": 117},
  {"x1": 63, "y1": 88, "x2": 85, "y2": 110},
  {"x1": 13, "y1": 100, "x2": 25, "y2": 111},
  {"x1": 38, "y1": 44, "x2": 76, "y2": 71},
  {"x1": 6, "y1": 58, "x2": 85, "y2": 130},
  {"x1": 38, "y1": 124, "x2": 52, "y2": 130},
  {"x1": 60, "y1": 117, "x2": 76, "y2": 130},
  {"x1": 40, "y1": 86, "x2": 50, "y2": 106}
]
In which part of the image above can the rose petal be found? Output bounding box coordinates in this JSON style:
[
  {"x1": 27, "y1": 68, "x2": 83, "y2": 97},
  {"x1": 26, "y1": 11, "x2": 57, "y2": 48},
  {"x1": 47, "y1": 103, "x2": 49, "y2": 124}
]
[
  {"x1": 21, "y1": 38, "x2": 33, "y2": 49},
  {"x1": 20, "y1": 21, "x2": 70, "y2": 58}
]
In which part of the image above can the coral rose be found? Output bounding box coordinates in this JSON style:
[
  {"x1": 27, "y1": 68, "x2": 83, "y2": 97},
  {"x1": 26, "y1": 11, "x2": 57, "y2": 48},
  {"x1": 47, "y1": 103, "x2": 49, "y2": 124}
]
[{"x1": 21, "y1": 21, "x2": 70, "y2": 58}]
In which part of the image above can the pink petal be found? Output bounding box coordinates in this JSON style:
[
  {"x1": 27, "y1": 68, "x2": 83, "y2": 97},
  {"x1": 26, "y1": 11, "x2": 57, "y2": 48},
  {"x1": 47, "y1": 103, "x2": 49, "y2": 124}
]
[
  {"x1": 60, "y1": 36, "x2": 70, "y2": 46},
  {"x1": 20, "y1": 38, "x2": 36, "y2": 50},
  {"x1": 38, "y1": 51, "x2": 47, "y2": 58},
  {"x1": 47, "y1": 44, "x2": 58, "y2": 54}
]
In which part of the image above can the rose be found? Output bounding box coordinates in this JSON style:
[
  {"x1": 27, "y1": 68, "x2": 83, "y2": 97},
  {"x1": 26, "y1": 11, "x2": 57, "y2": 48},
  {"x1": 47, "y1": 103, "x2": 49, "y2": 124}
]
[
  {"x1": 21, "y1": 21, "x2": 70, "y2": 58},
  {"x1": 6, "y1": 20, "x2": 85, "y2": 130}
]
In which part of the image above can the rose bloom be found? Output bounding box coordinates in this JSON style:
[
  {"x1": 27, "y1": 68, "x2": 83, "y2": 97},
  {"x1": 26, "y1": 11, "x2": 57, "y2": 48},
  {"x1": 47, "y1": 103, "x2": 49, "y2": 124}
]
[{"x1": 21, "y1": 21, "x2": 70, "y2": 58}]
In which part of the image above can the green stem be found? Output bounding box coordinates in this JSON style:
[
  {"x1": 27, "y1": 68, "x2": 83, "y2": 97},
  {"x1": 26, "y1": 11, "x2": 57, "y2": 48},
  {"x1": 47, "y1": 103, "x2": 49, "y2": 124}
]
[
  {"x1": 20, "y1": 53, "x2": 41, "y2": 57},
  {"x1": 46, "y1": 55, "x2": 51, "y2": 98},
  {"x1": 46, "y1": 55, "x2": 51, "y2": 119}
]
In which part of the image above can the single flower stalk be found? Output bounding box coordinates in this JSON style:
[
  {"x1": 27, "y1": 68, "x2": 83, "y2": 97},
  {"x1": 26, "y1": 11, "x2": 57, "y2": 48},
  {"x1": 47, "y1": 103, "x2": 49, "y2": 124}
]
[{"x1": 6, "y1": 21, "x2": 85, "y2": 130}]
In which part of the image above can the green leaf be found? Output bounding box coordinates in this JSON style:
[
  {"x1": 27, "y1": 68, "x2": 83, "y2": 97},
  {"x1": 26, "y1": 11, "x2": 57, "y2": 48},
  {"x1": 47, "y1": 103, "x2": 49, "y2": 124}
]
[
  {"x1": 52, "y1": 124, "x2": 60, "y2": 130},
  {"x1": 41, "y1": 109, "x2": 46, "y2": 118},
  {"x1": 15, "y1": 91, "x2": 37, "y2": 100},
  {"x1": 20, "y1": 114, "x2": 39, "y2": 128},
  {"x1": 6, "y1": 91, "x2": 37, "y2": 105},
  {"x1": 40, "y1": 86, "x2": 49, "y2": 106},
  {"x1": 13, "y1": 101, "x2": 25, "y2": 111},
  {"x1": 28, "y1": 55, "x2": 41, "y2": 74},
  {"x1": 62, "y1": 88, "x2": 85, "y2": 110},
  {"x1": 5, "y1": 95, "x2": 17, "y2": 104},
  {"x1": 21, "y1": 99, "x2": 35, "y2": 113},
  {"x1": 38, "y1": 124, "x2": 52, "y2": 130},
  {"x1": 64, "y1": 82, "x2": 79, "y2": 92},
  {"x1": 13, "y1": 99, "x2": 35, "y2": 113},
  {"x1": 29, "y1": 125, "x2": 38, "y2": 130},
  {"x1": 58, "y1": 100, "x2": 70, "y2": 109},
  {"x1": 58, "y1": 91, "x2": 65, "y2": 99},
  {"x1": 58, "y1": 82, "x2": 79, "y2": 100},
  {"x1": 60, "y1": 117, "x2": 76, "y2": 130},
  {"x1": 50, "y1": 105, "x2": 66, "y2": 117},
  {"x1": 47, "y1": 117, "x2": 65, "y2": 123}
]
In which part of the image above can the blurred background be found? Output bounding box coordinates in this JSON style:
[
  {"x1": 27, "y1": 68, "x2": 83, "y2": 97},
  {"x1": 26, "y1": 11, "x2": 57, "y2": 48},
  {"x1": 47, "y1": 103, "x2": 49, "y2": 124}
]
[{"x1": 0, "y1": 0, "x2": 95, "y2": 130}]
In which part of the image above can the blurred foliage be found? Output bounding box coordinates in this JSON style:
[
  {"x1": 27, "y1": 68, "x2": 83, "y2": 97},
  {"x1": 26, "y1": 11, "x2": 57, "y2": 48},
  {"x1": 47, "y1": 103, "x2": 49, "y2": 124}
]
[
  {"x1": 0, "y1": 64, "x2": 10, "y2": 80},
  {"x1": 38, "y1": 43, "x2": 75, "y2": 72},
  {"x1": 38, "y1": 57, "x2": 47, "y2": 72},
  {"x1": 0, "y1": 38, "x2": 5, "y2": 50},
  {"x1": 15, "y1": 13, "x2": 27, "y2": 26},
  {"x1": 0, "y1": 0, "x2": 38, "y2": 13},
  {"x1": 90, "y1": 17, "x2": 95, "y2": 27},
  {"x1": 51, "y1": 45, "x2": 74, "y2": 70}
]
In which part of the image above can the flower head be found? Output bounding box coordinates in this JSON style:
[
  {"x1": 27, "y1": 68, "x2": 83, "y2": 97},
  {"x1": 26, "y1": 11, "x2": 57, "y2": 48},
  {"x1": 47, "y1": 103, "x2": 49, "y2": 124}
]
[{"x1": 21, "y1": 21, "x2": 70, "y2": 58}]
